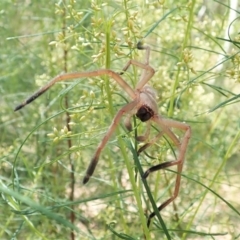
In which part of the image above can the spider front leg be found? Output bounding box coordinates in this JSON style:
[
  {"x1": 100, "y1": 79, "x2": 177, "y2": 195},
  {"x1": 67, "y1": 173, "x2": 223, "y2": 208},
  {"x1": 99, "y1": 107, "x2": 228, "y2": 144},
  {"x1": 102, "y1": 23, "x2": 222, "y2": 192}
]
[
  {"x1": 120, "y1": 43, "x2": 155, "y2": 91},
  {"x1": 137, "y1": 130, "x2": 164, "y2": 154},
  {"x1": 142, "y1": 116, "x2": 191, "y2": 227},
  {"x1": 83, "y1": 99, "x2": 138, "y2": 184},
  {"x1": 14, "y1": 70, "x2": 136, "y2": 111}
]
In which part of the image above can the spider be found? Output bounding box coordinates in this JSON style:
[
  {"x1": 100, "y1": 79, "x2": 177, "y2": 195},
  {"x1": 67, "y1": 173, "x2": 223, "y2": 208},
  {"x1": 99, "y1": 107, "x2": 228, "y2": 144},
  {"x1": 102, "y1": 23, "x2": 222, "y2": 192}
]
[{"x1": 14, "y1": 42, "x2": 191, "y2": 227}]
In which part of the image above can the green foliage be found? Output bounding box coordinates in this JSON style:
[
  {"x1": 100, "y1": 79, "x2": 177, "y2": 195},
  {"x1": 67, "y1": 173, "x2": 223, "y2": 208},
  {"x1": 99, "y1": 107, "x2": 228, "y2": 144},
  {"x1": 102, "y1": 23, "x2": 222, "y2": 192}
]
[{"x1": 1, "y1": 0, "x2": 240, "y2": 239}]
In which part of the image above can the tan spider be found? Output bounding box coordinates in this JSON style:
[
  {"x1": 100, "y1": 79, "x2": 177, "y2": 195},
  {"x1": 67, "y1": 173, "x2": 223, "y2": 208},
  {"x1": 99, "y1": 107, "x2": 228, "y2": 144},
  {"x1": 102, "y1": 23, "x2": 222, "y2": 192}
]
[{"x1": 15, "y1": 42, "x2": 191, "y2": 227}]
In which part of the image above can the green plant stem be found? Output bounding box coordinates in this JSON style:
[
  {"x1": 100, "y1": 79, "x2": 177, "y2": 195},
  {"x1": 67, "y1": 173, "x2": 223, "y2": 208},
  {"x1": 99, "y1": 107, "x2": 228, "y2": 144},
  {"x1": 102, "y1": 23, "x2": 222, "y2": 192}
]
[
  {"x1": 168, "y1": 0, "x2": 196, "y2": 117},
  {"x1": 127, "y1": 139, "x2": 171, "y2": 240},
  {"x1": 104, "y1": 21, "x2": 130, "y2": 235},
  {"x1": 0, "y1": 180, "x2": 74, "y2": 239},
  {"x1": 104, "y1": 20, "x2": 152, "y2": 239}
]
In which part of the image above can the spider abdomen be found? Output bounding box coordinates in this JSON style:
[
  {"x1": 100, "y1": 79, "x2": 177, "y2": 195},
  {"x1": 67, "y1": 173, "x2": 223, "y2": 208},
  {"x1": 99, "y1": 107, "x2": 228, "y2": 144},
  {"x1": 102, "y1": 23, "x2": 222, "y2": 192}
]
[
  {"x1": 135, "y1": 85, "x2": 158, "y2": 122},
  {"x1": 136, "y1": 105, "x2": 154, "y2": 122}
]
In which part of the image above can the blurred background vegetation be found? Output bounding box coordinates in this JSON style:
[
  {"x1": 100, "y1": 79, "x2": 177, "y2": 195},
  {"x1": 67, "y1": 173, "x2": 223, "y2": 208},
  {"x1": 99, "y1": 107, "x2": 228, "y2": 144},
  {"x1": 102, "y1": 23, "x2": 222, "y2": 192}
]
[{"x1": 1, "y1": 0, "x2": 240, "y2": 239}]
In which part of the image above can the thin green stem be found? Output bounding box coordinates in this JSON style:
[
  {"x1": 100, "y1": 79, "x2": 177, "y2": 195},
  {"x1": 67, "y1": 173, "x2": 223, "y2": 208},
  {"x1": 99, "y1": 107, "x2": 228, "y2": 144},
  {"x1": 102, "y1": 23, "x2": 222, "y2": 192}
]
[
  {"x1": 127, "y1": 140, "x2": 171, "y2": 239},
  {"x1": 104, "y1": 20, "x2": 130, "y2": 235},
  {"x1": 168, "y1": 0, "x2": 196, "y2": 117},
  {"x1": 104, "y1": 19, "x2": 152, "y2": 239}
]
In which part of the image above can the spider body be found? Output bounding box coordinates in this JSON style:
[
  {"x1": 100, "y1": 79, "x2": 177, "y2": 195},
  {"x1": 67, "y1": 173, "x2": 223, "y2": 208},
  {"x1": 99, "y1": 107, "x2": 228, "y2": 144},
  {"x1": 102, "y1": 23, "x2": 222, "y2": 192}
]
[
  {"x1": 135, "y1": 86, "x2": 157, "y2": 122},
  {"x1": 15, "y1": 43, "x2": 191, "y2": 227},
  {"x1": 136, "y1": 105, "x2": 154, "y2": 122}
]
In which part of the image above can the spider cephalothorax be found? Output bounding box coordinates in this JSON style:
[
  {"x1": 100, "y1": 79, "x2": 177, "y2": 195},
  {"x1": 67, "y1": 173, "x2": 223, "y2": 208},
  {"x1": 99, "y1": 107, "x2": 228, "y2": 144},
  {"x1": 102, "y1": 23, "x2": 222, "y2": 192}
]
[{"x1": 15, "y1": 42, "x2": 191, "y2": 227}]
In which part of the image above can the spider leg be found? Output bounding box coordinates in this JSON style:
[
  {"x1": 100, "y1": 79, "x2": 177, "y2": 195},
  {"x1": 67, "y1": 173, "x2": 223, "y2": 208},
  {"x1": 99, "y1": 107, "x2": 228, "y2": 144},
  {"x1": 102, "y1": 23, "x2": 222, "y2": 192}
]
[
  {"x1": 137, "y1": 130, "x2": 164, "y2": 155},
  {"x1": 120, "y1": 44, "x2": 155, "y2": 91},
  {"x1": 124, "y1": 111, "x2": 134, "y2": 132},
  {"x1": 143, "y1": 116, "x2": 191, "y2": 227},
  {"x1": 124, "y1": 111, "x2": 152, "y2": 143},
  {"x1": 120, "y1": 59, "x2": 155, "y2": 91},
  {"x1": 121, "y1": 43, "x2": 150, "y2": 74},
  {"x1": 14, "y1": 70, "x2": 136, "y2": 111},
  {"x1": 136, "y1": 121, "x2": 151, "y2": 142},
  {"x1": 83, "y1": 99, "x2": 138, "y2": 184}
]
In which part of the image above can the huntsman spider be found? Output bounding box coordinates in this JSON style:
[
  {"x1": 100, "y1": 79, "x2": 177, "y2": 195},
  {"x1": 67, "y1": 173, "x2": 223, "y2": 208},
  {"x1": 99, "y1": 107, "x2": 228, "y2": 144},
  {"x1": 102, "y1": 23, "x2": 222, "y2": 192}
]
[{"x1": 15, "y1": 42, "x2": 191, "y2": 227}]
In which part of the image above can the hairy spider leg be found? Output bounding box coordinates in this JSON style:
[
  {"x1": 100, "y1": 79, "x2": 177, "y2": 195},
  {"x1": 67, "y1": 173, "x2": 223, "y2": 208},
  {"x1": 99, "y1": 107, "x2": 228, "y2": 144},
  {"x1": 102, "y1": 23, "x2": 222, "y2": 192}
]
[
  {"x1": 120, "y1": 44, "x2": 155, "y2": 91},
  {"x1": 135, "y1": 121, "x2": 152, "y2": 142},
  {"x1": 14, "y1": 70, "x2": 136, "y2": 111},
  {"x1": 137, "y1": 130, "x2": 164, "y2": 154},
  {"x1": 83, "y1": 99, "x2": 138, "y2": 184},
  {"x1": 142, "y1": 116, "x2": 191, "y2": 227}
]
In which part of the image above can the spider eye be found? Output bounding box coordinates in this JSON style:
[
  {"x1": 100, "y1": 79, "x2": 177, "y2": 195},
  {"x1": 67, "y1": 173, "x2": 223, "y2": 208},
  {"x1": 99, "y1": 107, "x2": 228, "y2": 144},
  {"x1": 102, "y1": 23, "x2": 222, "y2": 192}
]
[{"x1": 136, "y1": 105, "x2": 154, "y2": 122}]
